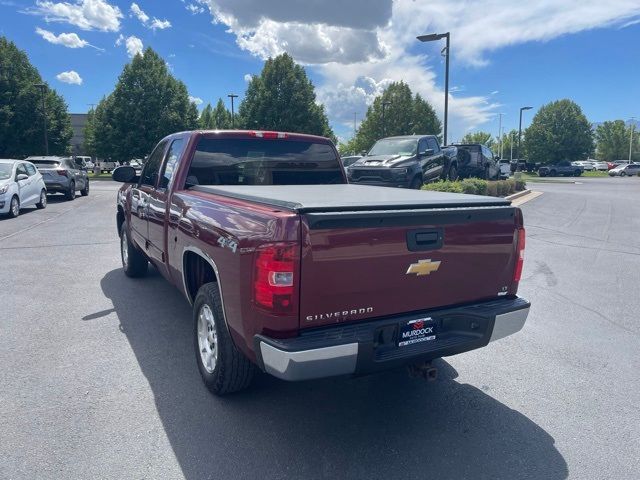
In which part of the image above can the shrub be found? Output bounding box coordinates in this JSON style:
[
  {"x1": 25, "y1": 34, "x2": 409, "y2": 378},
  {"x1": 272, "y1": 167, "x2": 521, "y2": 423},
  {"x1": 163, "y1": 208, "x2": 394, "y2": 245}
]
[
  {"x1": 496, "y1": 180, "x2": 511, "y2": 197},
  {"x1": 460, "y1": 178, "x2": 488, "y2": 195},
  {"x1": 486, "y1": 182, "x2": 498, "y2": 196},
  {"x1": 421, "y1": 180, "x2": 463, "y2": 193},
  {"x1": 515, "y1": 179, "x2": 526, "y2": 191}
]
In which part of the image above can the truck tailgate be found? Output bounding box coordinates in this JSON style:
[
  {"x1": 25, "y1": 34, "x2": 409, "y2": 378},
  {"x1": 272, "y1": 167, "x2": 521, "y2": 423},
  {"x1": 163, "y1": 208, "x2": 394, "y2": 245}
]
[{"x1": 299, "y1": 206, "x2": 518, "y2": 328}]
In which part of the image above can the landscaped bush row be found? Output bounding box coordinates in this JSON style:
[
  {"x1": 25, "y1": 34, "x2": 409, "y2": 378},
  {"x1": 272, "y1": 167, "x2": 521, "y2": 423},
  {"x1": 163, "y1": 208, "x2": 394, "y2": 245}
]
[{"x1": 421, "y1": 178, "x2": 526, "y2": 197}]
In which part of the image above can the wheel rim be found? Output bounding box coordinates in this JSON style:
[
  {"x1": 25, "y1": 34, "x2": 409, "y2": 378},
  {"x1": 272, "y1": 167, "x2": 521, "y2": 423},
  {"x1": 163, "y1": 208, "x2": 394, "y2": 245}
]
[
  {"x1": 40, "y1": 191, "x2": 47, "y2": 207},
  {"x1": 197, "y1": 304, "x2": 218, "y2": 374},
  {"x1": 11, "y1": 198, "x2": 19, "y2": 216},
  {"x1": 121, "y1": 231, "x2": 129, "y2": 268}
]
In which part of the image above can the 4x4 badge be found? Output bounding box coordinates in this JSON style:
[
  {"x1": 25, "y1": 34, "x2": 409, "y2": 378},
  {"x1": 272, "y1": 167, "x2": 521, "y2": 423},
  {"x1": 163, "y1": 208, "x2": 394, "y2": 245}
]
[{"x1": 406, "y1": 259, "x2": 441, "y2": 276}]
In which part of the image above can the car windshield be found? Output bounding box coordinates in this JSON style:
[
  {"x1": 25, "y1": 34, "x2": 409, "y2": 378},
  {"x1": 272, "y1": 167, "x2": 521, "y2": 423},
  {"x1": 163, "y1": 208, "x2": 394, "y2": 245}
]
[
  {"x1": 368, "y1": 139, "x2": 417, "y2": 156},
  {"x1": 187, "y1": 137, "x2": 345, "y2": 186},
  {"x1": 0, "y1": 163, "x2": 13, "y2": 180}
]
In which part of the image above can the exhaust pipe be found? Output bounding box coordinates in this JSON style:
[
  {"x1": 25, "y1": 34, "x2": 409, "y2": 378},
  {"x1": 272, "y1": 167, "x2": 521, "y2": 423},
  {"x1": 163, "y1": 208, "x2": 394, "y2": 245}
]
[{"x1": 408, "y1": 361, "x2": 438, "y2": 381}]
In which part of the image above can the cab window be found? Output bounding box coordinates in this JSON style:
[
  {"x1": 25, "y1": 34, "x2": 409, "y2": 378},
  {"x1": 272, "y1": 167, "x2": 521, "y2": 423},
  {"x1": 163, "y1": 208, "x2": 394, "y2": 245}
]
[
  {"x1": 159, "y1": 138, "x2": 185, "y2": 189},
  {"x1": 140, "y1": 140, "x2": 169, "y2": 187},
  {"x1": 16, "y1": 163, "x2": 28, "y2": 179}
]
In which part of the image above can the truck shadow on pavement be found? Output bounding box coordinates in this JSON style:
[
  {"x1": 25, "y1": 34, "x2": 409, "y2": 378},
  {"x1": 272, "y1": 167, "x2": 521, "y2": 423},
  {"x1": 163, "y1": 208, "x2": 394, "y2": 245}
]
[{"x1": 99, "y1": 268, "x2": 568, "y2": 480}]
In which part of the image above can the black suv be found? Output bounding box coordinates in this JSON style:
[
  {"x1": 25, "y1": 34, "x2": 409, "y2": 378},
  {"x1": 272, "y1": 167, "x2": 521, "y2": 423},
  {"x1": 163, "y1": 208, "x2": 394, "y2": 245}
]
[
  {"x1": 451, "y1": 143, "x2": 499, "y2": 180},
  {"x1": 347, "y1": 135, "x2": 447, "y2": 189}
]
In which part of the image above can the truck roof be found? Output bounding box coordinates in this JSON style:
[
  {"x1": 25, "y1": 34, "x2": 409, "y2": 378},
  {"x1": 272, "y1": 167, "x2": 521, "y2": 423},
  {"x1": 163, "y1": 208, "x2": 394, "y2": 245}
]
[
  {"x1": 190, "y1": 184, "x2": 510, "y2": 213},
  {"x1": 377, "y1": 135, "x2": 437, "y2": 140},
  {"x1": 188, "y1": 130, "x2": 333, "y2": 144}
]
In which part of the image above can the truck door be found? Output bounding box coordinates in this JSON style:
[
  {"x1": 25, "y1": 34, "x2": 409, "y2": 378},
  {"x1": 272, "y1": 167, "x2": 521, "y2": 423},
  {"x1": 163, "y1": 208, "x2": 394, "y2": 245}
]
[
  {"x1": 423, "y1": 137, "x2": 443, "y2": 181},
  {"x1": 146, "y1": 137, "x2": 186, "y2": 270},
  {"x1": 129, "y1": 140, "x2": 168, "y2": 252}
]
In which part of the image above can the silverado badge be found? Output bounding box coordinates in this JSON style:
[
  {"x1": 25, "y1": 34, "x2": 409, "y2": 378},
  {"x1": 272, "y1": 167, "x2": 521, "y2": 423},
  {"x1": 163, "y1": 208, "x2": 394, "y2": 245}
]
[{"x1": 406, "y1": 259, "x2": 441, "y2": 276}]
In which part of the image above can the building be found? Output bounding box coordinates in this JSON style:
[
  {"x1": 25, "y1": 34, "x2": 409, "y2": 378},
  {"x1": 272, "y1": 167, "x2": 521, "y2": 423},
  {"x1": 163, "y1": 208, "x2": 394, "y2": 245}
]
[{"x1": 70, "y1": 113, "x2": 88, "y2": 156}]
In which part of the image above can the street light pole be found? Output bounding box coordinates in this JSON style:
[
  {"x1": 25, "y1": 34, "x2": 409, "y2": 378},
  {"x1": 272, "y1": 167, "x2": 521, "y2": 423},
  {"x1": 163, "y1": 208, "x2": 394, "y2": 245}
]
[
  {"x1": 227, "y1": 93, "x2": 238, "y2": 128},
  {"x1": 417, "y1": 32, "x2": 450, "y2": 145},
  {"x1": 630, "y1": 117, "x2": 636, "y2": 163},
  {"x1": 497, "y1": 113, "x2": 503, "y2": 157},
  {"x1": 518, "y1": 106, "x2": 532, "y2": 169},
  {"x1": 34, "y1": 83, "x2": 49, "y2": 155},
  {"x1": 382, "y1": 101, "x2": 391, "y2": 137}
]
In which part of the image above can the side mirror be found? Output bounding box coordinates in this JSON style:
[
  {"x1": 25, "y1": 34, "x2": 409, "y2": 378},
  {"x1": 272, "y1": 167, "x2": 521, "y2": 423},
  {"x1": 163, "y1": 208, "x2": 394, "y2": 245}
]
[
  {"x1": 16, "y1": 174, "x2": 28, "y2": 181},
  {"x1": 112, "y1": 165, "x2": 137, "y2": 183}
]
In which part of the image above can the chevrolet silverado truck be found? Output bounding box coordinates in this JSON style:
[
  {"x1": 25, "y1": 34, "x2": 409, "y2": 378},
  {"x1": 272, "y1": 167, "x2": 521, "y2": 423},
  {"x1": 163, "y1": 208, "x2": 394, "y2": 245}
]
[{"x1": 113, "y1": 130, "x2": 530, "y2": 395}]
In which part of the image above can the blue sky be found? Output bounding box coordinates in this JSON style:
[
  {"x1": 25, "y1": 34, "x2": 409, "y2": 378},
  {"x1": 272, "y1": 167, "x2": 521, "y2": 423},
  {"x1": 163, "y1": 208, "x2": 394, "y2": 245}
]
[{"x1": 2, "y1": 0, "x2": 639, "y2": 143}]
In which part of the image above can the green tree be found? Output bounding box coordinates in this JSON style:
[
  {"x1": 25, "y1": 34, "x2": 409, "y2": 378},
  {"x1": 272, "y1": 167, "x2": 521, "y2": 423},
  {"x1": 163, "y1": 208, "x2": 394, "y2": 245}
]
[
  {"x1": 523, "y1": 99, "x2": 593, "y2": 164},
  {"x1": 93, "y1": 47, "x2": 198, "y2": 162},
  {"x1": 494, "y1": 129, "x2": 519, "y2": 159},
  {"x1": 0, "y1": 36, "x2": 72, "y2": 157},
  {"x1": 461, "y1": 131, "x2": 494, "y2": 148},
  {"x1": 199, "y1": 103, "x2": 213, "y2": 129},
  {"x1": 238, "y1": 53, "x2": 334, "y2": 141},
  {"x1": 595, "y1": 120, "x2": 632, "y2": 161},
  {"x1": 349, "y1": 81, "x2": 441, "y2": 153}
]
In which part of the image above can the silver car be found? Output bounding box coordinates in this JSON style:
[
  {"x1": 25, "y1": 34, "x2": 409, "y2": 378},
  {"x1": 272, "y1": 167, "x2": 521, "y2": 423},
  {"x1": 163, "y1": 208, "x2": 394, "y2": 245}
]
[
  {"x1": 27, "y1": 156, "x2": 90, "y2": 200},
  {"x1": 0, "y1": 159, "x2": 47, "y2": 217}
]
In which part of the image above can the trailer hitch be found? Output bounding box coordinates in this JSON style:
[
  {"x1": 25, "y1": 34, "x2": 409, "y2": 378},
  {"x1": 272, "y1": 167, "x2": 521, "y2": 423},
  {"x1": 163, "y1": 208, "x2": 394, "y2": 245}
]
[{"x1": 407, "y1": 361, "x2": 438, "y2": 381}]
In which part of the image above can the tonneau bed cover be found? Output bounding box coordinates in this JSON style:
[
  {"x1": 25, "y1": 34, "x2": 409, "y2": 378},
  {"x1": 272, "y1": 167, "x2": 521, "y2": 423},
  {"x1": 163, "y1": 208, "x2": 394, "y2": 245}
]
[{"x1": 189, "y1": 184, "x2": 510, "y2": 213}]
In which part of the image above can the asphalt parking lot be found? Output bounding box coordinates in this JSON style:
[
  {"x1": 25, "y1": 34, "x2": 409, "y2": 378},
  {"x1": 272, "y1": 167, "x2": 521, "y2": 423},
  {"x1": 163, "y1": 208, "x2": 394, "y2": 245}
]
[{"x1": 1, "y1": 177, "x2": 639, "y2": 479}]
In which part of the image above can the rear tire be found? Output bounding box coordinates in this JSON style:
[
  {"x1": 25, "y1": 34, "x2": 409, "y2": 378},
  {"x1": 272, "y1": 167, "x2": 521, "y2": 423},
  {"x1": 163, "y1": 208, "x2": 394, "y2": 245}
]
[
  {"x1": 81, "y1": 180, "x2": 89, "y2": 196},
  {"x1": 194, "y1": 283, "x2": 254, "y2": 395},
  {"x1": 620, "y1": 172, "x2": 626, "y2": 177},
  {"x1": 8, "y1": 196, "x2": 19, "y2": 218},
  {"x1": 410, "y1": 177, "x2": 423, "y2": 189},
  {"x1": 36, "y1": 189, "x2": 47, "y2": 209},
  {"x1": 120, "y1": 223, "x2": 148, "y2": 277},
  {"x1": 65, "y1": 181, "x2": 76, "y2": 200},
  {"x1": 574, "y1": 170, "x2": 582, "y2": 177},
  {"x1": 549, "y1": 170, "x2": 557, "y2": 177}
]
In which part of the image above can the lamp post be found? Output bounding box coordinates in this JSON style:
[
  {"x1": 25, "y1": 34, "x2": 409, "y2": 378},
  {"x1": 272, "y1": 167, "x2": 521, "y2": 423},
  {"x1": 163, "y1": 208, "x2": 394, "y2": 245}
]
[
  {"x1": 34, "y1": 83, "x2": 49, "y2": 155},
  {"x1": 382, "y1": 101, "x2": 391, "y2": 137},
  {"x1": 630, "y1": 117, "x2": 636, "y2": 163},
  {"x1": 517, "y1": 106, "x2": 532, "y2": 170},
  {"x1": 497, "y1": 113, "x2": 504, "y2": 157},
  {"x1": 227, "y1": 93, "x2": 238, "y2": 128},
  {"x1": 417, "y1": 32, "x2": 450, "y2": 145}
]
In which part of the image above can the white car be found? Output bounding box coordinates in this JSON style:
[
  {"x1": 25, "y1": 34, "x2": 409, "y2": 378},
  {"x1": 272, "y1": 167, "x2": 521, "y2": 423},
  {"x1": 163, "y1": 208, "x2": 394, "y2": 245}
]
[
  {"x1": 590, "y1": 160, "x2": 609, "y2": 171},
  {"x1": 572, "y1": 160, "x2": 595, "y2": 171},
  {"x1": 0, "y1": 159, "x2": 47, "y2": 218}
]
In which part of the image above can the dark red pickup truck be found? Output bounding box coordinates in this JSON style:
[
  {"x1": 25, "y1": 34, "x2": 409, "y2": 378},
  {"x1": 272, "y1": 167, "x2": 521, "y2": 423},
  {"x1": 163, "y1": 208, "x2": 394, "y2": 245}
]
[{"x1": 113, "y1": 130, "x2": 529, "y2": 395}]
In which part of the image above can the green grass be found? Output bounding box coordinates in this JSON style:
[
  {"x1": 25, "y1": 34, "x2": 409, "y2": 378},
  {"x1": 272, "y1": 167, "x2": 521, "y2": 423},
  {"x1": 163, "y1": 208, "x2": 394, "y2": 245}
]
[
  {"x1": 582, "y1": 170, "x2": 609, "y2": 177},
  {"x1": 87, "y1": 172, "x2": 113, "y2": 181}
]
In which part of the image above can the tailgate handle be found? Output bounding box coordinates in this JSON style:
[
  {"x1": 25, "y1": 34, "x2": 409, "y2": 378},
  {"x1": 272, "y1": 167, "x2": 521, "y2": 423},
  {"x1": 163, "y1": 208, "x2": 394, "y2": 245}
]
[{"x1": 407, "y1": 229, "x2": 443, "y2": 251}]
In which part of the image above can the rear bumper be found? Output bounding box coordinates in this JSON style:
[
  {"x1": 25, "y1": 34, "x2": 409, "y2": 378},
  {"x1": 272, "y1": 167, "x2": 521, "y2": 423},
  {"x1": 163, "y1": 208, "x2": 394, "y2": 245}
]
[
  {"x1": 255, "y1": 297, "x2": 530, "y2": 381},
  {"x1": 43, "y1": 179, "x2": 71, "y2": 191}
]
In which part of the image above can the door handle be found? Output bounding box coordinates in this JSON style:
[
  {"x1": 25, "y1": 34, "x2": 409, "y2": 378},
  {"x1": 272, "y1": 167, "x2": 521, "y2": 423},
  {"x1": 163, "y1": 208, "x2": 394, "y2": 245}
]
[{"x1": 406, "y1": 228, "x2": 444, "y2": 251}]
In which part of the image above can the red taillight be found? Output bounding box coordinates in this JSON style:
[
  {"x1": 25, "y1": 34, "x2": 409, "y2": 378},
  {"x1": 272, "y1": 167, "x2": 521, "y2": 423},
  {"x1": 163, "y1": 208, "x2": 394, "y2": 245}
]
[
  {"x1": 513, "y1": 228, "x2": 526, "y2": 282},
  {"x1": 57, "y1": 169, "x2": 68, "y2": 177},
  {"x1": 249, "y1": 131, "x2": 288, "y2": 139},
  {"x1": 254, "y1": 243, "x2": 296, "y2": 313}
]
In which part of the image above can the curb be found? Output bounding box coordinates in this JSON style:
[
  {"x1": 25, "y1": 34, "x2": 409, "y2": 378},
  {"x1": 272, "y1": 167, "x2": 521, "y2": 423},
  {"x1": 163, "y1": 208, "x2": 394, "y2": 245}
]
[{"x1": 504, "y1": 189, "x2": 531, "y2": 201}]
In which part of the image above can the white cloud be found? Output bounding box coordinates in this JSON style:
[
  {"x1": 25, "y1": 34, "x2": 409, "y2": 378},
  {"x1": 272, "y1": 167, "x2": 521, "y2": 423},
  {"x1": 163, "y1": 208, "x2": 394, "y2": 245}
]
[
  {"x1": 243, "y1": 73, "x2": 252, "y2": 82},
  {"x1": 56, "y1": 70, "x2": 83, "y2": 85},
  {"x1": 30, "y1": 0, "x2": 123, "y2": 32},
  {"x1": 116, "y1": 34, "x2": 143, "y2": 57},
  {"x1": 199, "y1": 0, "x2": 640, "y2": 139},
  {"x1": 35, "y1": 26, "x2": 87, "y2": 47},
  {"x1": 129, "y1": 2, "x2": 148, "y2": 24},
  {"x1": 129, "y1": 2, "x2": 171, "y2": 30},
  {"x1": 189, "y1": 95, "x2": 203, "y2": 105},
  {"x1": 186, "y1": 3, "x2": 204, "y2": 15},
  {"x1": 150, "y1": 18, "x2": 171, "y2": 30}
]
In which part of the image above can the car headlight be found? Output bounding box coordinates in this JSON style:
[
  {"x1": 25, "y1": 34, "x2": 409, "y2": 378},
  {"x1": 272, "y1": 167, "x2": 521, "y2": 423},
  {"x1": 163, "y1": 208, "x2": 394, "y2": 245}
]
[
  {"x1": 392, "y1": 167, "x2": 409, "y2": 177},
  {"x1": 0, "y1": 184, "x2": 9, "y2": 195}
]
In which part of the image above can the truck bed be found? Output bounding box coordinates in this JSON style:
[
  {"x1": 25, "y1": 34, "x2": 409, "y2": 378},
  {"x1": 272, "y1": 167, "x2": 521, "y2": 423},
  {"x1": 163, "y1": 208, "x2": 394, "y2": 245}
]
[{"x1": 189, "y1": 184, "x2": 510, "y2": 213}]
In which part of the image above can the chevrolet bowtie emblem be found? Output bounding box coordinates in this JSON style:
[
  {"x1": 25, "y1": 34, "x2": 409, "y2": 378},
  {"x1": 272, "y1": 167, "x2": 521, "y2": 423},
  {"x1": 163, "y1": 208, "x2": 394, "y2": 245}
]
[{"x1": 406, "y1": 259, "x2": 441, "y2": 276}]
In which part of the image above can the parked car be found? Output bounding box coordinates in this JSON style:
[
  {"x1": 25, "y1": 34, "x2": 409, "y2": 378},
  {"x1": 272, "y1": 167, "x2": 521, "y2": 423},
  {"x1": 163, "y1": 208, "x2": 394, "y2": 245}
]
[
  {"x1": 347, "y1": 135, "x2": 448, "y2": 189},
  {"x1": 538, "y1": 161, "x2": 583, "y2": 177},
  {"x1": 27, "y1": 156, "x2": 90, "y2": 200},
  {"x1": 112, "y1": 129, "x2": 530, "y2": 395},
  {"x1": 75, "y1": 155, "x2": 94, "y2": 170},
  {"x1": 608, "y1": 163, "x2": 640, "y2": 177},
  {"x1": 99, "y1": 159, "x2": 118, "y2": 173},
  {"x1": 572, "y1": 161, "x2": 594, "y2": 171},
  {"x1": 589, "y1": 160, "x2": 609, "y2": 171},
  {"x1": 340, "y1": 155, "x2": 361, "y2": 168},
  {"x1": 128, "y1": 159, "x2": 144, "y2": 175},
  {"x1": 451, "y1": 143, "x2": 499, "y2": 180},
  {"x1": 498, "y1": 159, "x2": 511, "y2": 179},
  {"x1": 0, "y1": 159, "x2": 47, "y2": 217}
]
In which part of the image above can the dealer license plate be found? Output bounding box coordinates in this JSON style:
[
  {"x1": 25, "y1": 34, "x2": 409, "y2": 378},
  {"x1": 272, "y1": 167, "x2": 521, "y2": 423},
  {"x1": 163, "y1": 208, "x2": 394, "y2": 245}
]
[{"x1": 398, "y1": 317, "x2": 437, "y2": 347}]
